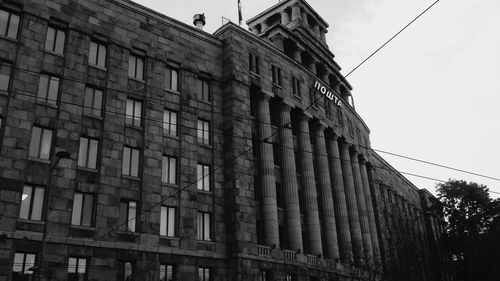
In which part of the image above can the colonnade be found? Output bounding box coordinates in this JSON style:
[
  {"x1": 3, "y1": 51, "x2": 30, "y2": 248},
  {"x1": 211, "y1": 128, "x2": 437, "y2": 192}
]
[{"x1": 254, "y1": 92, "x2": 381, "y2": 266}]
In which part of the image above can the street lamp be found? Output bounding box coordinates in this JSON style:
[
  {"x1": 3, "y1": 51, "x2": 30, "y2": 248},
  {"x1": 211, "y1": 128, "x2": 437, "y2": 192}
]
[{"x1": 37, "y1": 150, "x2": 71, "y2": 281}]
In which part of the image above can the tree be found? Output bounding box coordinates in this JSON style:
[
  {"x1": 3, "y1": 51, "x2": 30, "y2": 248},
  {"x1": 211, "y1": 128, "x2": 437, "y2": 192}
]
[{"x1": 436, "y1": 179, "x2": 500, "y2": 281}]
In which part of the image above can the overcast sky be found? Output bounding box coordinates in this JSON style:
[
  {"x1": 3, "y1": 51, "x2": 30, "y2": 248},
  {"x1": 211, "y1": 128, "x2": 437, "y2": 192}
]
[{"x1": 133, "y1": 0, "x2": 500, "y2": 198}]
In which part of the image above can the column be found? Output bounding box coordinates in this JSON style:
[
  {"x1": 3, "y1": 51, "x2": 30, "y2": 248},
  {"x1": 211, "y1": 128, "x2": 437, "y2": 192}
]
[
  {"x1": 308, "y1": 60, "x2": 317, "y2": 74},
  {"x1": 312, "y1": 123, "x2": 339, "y2": 259},
  {"x1": 320, "y1": 28, "x2": 327, "y2": 42},
  {"x1": 278, "y1": 104, "x2": 303, "y2": 251},
  {"x1": 293, "y1": 49, "x2": 302, "y2": 63},
  {"x1": 339, "y1": 141, "x2": 364, "y2": 262},
  {"x1": 281, "y1": 11, "x2": 290, "y2": 25},
  {"x1": 359, "y1": 158, "x2": 381, "y2": 266},
  {"x1": 326, "y1": 134, "x2": 352, "y2": 262},
  {"x1": 350, "y1": 149, "x2": 374, "y2": 263},
  {"x1": 291, "y1": 5, "x2": 301, "y2": 21},
  {"x1": 301, "y1": 10, "x2": 309, "y2": 25},
  {"x1": 261, "y1": 21, "x2": 269, "y2": 33},
  {"x1": 297, "y1": 113, "x2": 322, "y2": 255},
  {"x1": 255, "y1": 93, "x2": 280, "y2": 247}
]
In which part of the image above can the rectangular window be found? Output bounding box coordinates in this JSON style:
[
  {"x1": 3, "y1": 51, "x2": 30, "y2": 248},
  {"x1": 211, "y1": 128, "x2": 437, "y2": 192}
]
[
  {"x1": 162, "y1": 156, "x2": 176, "y2": 185},
  {"x1": 259, "y1": 270, "x2": 270, "y2": 281},
  {"x1": 197, "y1": 78, "x2": 210, "y2": 102},
  {"x1": 197, "y1": 212, "x2": 211, "y2": 241},
  {"x1": 271, "y1": 65, "x2": 282, "y2": 86},
  {"x1": 160, "y1": 206, "x2": 176, "y2": 237},
  {"x1": 0, "y1": 9, "x2": 20, "y2": 39},
  {"x1": 336, "y1": 109, "x2": 344, "y2": 127},
  {"x1": 29, "y1": 126, "x2": 52, "y2": 160},
  {"x1": 19, "y1": 185, "x2": 45, "y2": 221},
  {"x1": 198, "y1": 267, "x2": 210, "y2": 281},
  {"x1": 128, "y1": 53, "x2": 144, "y2": 81},
  {"x1": 67, "y1": 257, "x2": 87, "y2": 281},
  {"x1": 122, "y1": 146, "x2": 140, "y2": 177},
  {"x1": 163, "y1": 109, "x2": 177, "y2": 136},
  {"x1": 125, "y1": 99, "x2": 142, "y2": 127},
  {"x1": 197, "y1": 119, "x2": 210, "y2": 145},
  {"x1": 292, "y1": 77, "x2": 301, "y2": 97},
  {"x1": 165, "y1": 67, "x2": 178, "y2": 92},
  {"x1": 0, "y1": 61, "x2": 12, "y2": 91},
  {"x1": 45, "y1": 26, "x2": 66, "y2": 54},
  {"x1": 78, "y1": 137, "x2": 98, "y2": 169},
  {"x1": 88, "y1": 41, "x2": 106, "y2": 68},
  {"x1": 325, "y1": 102, "x2": 332, "y2": 119},
  {"x1": 36, "y1": 74, "x2": 59, "y2": 105},
  {"x1": 122, "y1": 262, "x2": 134, "y2": 281},
  {"x1": 309, "y1": 87, "x2": 319, "y2": 108},
  {"x1": 160, "y1": 264, "x2": 175, "y2": 281},
  {"x1": 120, "y1": 201, "x2": 137, "y2": 232},
  {"x1": 83, "y1": 86, "x2": 103, "y2": 117},
  {"x1": 71, "y1": 192, "x2": 94, "y2": 227},
  {"x1": 12, "y1": 253, "x2": 36, "y2": 279},
  {"x1": 197, "y1": 164, "x2": 210, "y2": 192},
  {"x1": 249, "y1": 53, "x2": 259, "y2": 74}
]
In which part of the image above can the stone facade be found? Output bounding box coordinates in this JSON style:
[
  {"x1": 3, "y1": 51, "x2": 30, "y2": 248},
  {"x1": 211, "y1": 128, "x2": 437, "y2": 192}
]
[{"x1": 0, "y1": 0, "x2": 445, "y2": 280}]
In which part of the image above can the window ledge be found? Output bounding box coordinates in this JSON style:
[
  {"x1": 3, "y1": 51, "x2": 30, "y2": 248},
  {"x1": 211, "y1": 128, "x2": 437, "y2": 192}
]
[
  {"x1": 272, "y1": 83, "x2": 283, "y2": 89},
  {"x1": 77, "y1": 166, "x2": 98, "y2": 173},
  {"x1": 250, "y1": 71, "x2": 261, "y2": 77},
  {"x1": 198, "y1": 99, "x2": 212, "y2": 106},
  {"x1": 294, "y1": 95, "x2": 303, "y2": 100},
  {"x1": 197, "y1": 190, "x2": 212, "y2": 194},
  {"x1": 165, "y1": 89, "x2": 180, "y2": 95},
  {"x1": 197, "y1": 142, "x2": 212, "y2": 149},
  {"x1": 17, "y1": 218, "x2": 45, "y2": 225},
  {"x1": 125, "y1": 124, "x2": 143, "y2": 131},
  {"x1": 163, "y1": 134, "x2": 179, "y2": 140},
  {"x1": 83, "y1": 114, "x2": 103, "y2": 120},
  {"x1": 36, "y1": 101, "x2": 58, "y2": 108},
  {"x1": 88, "y1": 64, "x2": 107, "y2": 71},
  {"x1": 28, "y1": 157, "x2": 51, "y2": 165},
  {"x1": 128, "y1": 77, "x2": 145, "y2": 83},
  {"x1": 70, "y1": 225, "x2": 95, "y2": 231},
  {"x1": 0, "y1": 35, "x2": 18, "y2": 43},
  {"x1": 122, "y1": 175, "x2": 141, "y2": 181},
  {"x1": 160, "y1": 235, "x2": 179, "y2": 240},
  {"x1": 161, "y1": 183, "x2": 178, "y2": 188},
  {"x1": 44, "y1": 49, "x2": 65, "y2": 57}
]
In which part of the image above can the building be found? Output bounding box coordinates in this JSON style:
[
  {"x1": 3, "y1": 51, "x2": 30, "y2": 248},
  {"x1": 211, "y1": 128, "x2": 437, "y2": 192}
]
[{"x1": 0, "y1": 0, "x2": 445, "y2": 280}]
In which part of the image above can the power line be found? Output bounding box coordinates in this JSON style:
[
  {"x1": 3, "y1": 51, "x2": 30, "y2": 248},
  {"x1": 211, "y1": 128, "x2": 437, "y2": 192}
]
[{"x1": 344, "y1": 0, "x2": 440, "y2": 77}]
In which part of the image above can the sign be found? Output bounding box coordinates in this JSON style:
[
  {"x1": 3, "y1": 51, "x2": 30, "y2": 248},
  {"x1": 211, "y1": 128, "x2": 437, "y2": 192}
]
[{"x1": 313, "y1": 81, "x2": 342, "y2": 108}]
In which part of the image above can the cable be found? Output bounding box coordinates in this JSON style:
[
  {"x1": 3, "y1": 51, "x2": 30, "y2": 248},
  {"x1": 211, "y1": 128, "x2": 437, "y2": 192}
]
[{"x1": 344, "y1": 0, "x2": 440, "y2": 77}]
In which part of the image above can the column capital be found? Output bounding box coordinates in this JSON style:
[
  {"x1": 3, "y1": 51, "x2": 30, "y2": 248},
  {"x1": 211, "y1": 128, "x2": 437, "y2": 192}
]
[
  {"x1": 358, "y1": 155, "x2": 367, "y2": 165},
  {"x1": 279, "y1": 102, "x2": 293, "y2": 113}
]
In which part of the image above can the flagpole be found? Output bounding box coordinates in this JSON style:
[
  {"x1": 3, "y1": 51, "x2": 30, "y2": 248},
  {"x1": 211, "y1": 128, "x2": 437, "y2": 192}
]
[{"x1": 238, "y1": 0, "x2": 242, "y2": 26}]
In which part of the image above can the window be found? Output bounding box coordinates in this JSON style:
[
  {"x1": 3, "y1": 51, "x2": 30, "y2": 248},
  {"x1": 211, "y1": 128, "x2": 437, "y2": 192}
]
[
  {"x1": 28, "y1": 126, "x2": 52, "y2": 160},
  {"x1": 122, "y1": 146, "x2": 140, "y2": 177},
  {"x1": 83, "y1": 86, "x2": 103, "y2": 117},
  {"x1": 125, "y1": 99, "x2": 142, "y2": 127},
  {"x1": 249, "y1": 53, "x2": 259, "y2": 74},
  {"x1": 19, "y1": 185, "x2": 45, "y2": 221},
  {"x1": 259, "y1": 270, "x2": 270, "y2": 281},
  {"x1": 197, "y1": 212, "x2": 211, "y2": 241},
  {"x1": 309, "y1": 87, "x2": 319, "y2": 108},
  {"x1": 36, "y1": 74, "x2": 60, "y2": 105},
  {"x1": 197, "y1": 78, "x2": 210, "y2": 102},
  {"x1": 162, "y1": 156, "x2": 176, "y2": 185},
  {"x1": 120, "y1": 200, "x2": 137, "y2": 232},
  {"x1": 197, "y1": 119, "x2": 210, "y2": 145},
  {"x1": 12, "y1": 253, "x2": 36, "y2": 280},
  {"x1": 67, "y1": 257, "x2": 87, "y2": 281},
  {"x1": 160, "y1": 264, "x2": 175, "y2": 281},
  {"x1": 160, "y1": 206, "x2": 176, "y2": 237},
  {"x1": 128, "y1": 53, "x2": 144, "y2": 81},
  {"x1": 197, "y1": 164, "x2": 210, "y2": 192},
  {"x1": 336, "y1": 108, "x2": 344, "y2": 127},
  {"x1": 122, "y1": 261, "x2": 134, "y2": 281},
  {"x1": 271, "y1": 65, "x2": 282, "y2": 86},
  {"x1": 325, "y1": 102, "x2": 332, "y2": 119},
  {"x1": 0, "y1": 61, "x2": 12, "y2": 91},
  {"x1": 165, "y1": 67, "x2": 178, "y2": 92},
  {"x1": 88, "y1": 40, "x2": 106, "y2": 68},
  {"x1": 292, "y1": 77, "x2": 301, "y2": 97},
  {"x1": 163, "y1": 109, "x2": 177, "y2": 136},
  {"x1": 78, "y1": 137, "x2": 98, "y2": 169},
  {"x1": 45, "y1": 26, "x2": 66, "y2": 54},
  {"x1": 198, "y1": 267, "x2": 210, "y2": 281},
  {"x1": 0, "y1": 9, "x2": 20, "y2": 39},
  {"x1": 286, "y1": 273, "x2": 294, "y2": 281},
  {"x1": 71, "y1": 192, "x2": 94, "y2": 227}
]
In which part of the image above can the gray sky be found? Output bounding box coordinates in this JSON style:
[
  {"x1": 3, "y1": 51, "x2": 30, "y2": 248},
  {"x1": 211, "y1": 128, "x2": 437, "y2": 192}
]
[{"x1": 133, "y1": 0, "x2": 500, "y2": 198}]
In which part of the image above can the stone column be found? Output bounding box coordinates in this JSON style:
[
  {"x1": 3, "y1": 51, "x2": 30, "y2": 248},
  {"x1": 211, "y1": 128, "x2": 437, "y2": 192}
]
[
  {"x1": 293, "y1": 49, "x2": 302, "y2": 63},
  {"x1": 261, "y1": 21, "x2": 269, "y2": 33},
  {"x1": 312, "y1": 122, "x2": 339, "y2": 259},
  {"x1": 255, "y1": 93, "x2": 279, "y2": 247},
  {"x1": 350, "y1": 149, "x2": 374, "y2": 263},
  {"x1": 301, "y1": 10, "x2": 309, "y2": 25},
  {"x1": 292, "y1": 5, "x2": 302, "y2": 21},
  {"x1": 320, "y1": 28, "x2": 327, "y2": 42},
  {"x1": 309, "y1": 61, "x2": 317, "y2": 74},
  {"x1": 281, "y1": 11, "x2": 290, "y2": 25},
  {"x1": 278, "y1": 103, "x2": 303, "y2": 251},
  {"x1": 339, "y1": 141, "x2": 364, "y2": 262},
  {"x1": 297, "y1": 113, "x2": 322, "y2": 255},
  {"x1": 326, "y1": 134, "x2": 352, "y2": 262},
  {"x1": 359, "y1": 158, "x2": 381, "y2": 266}
]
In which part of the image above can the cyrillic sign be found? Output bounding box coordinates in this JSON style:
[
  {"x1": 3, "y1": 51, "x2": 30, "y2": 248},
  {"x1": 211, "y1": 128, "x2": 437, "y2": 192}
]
[{"x1": 314, "y1": 81, "x2": 342, "y2": 108}]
